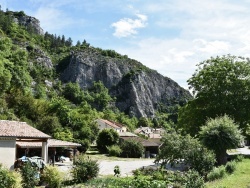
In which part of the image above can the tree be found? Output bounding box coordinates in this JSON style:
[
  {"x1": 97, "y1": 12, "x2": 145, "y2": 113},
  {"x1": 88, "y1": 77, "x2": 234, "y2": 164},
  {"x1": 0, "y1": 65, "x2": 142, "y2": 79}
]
[
  {"x1": 96, "y1": 128, "x2": 119, "y2": 153},
  {"x1": 199, "y1": 115, "x2": 243, "y2": 165},
  {"x1": 179, "y1": 55, "x2": 250, "y2": 136},
  {"x1": 156, "y1": 131, "x2": 215, "y2": 176},
  {"x1": 89, "y1": 81, "x2": 113, "y2": 110}
]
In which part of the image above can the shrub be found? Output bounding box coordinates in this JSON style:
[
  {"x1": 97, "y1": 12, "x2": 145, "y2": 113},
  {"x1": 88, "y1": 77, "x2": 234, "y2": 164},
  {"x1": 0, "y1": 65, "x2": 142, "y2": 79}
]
[
  {"x1": 114, "y1": 165, "x2": 121, "y2": 177},
  {"x1": 42, "y1": 165, "x2": 63, "y2": 188},
  {"x1": 185, "y1": 170, "x2": 205, "y2": 188},
  {"x1": 107, "y1": 145, "x2": 122, "y2": 157},
  {"x1": 20, "y1": 162, "x2": 40, "y2": 188},
  {"x1": 72, "y1": 155, "x2": 99, "y2": 183},
  {"x1": 235, "y1": 154, "x2": 244, "y2": 162},
  {"x1": 120, "y1": 139, "x2": 144, "y2": 158},
  {"x1": 225, "y1": 161, "x2": 237, "y2": 174},
  {"x1": 0, "y1": 164, "x2": 22, "y2": 188},
  {"x1": 156, "y1": 132, "x2": 216, "y2": 176},
  {"x1": 207, "y1": 166, "x2": 226, "y2": 181}
]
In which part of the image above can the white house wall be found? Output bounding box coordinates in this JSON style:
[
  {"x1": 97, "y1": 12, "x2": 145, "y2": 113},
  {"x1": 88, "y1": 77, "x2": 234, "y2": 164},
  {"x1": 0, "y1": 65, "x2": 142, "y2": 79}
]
[{"x1": 0, "y1": 138, "x2": 16, "y2": 170}]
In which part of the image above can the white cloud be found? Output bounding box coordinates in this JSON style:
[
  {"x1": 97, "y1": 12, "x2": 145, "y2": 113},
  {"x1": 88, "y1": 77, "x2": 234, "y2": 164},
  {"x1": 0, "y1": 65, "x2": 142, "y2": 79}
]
[
  {"x1": 111, "y1": 13, "x2": 147, "y2": 38},
  {"x1": 33, "y1": 6, "x2": 77, "y2": 33}
]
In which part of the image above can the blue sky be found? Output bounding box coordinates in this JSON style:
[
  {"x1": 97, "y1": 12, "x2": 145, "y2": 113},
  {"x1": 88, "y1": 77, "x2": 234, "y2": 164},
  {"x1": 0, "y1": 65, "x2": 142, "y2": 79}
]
[{"x1": 0, "y1": 0, "x2": 250, "y2": 89}]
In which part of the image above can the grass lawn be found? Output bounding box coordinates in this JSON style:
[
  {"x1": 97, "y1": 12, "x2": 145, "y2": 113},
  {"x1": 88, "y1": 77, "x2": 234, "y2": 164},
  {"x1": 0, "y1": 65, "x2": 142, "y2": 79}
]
[{"x1": 206, "y1": 158, "x2": 250, "y2": 188}]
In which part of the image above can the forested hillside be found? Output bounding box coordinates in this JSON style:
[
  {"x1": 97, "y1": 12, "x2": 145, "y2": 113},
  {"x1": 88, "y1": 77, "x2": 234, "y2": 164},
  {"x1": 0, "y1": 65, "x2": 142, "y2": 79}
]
[{"x1": 0, "y1": 9, "x2": 191, "y2": 146}]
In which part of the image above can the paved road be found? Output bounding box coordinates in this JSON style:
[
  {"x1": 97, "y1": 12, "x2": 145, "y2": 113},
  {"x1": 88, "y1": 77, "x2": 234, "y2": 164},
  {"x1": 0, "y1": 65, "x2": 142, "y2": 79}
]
[{"x1": 98, "y1": 159, "x2": 156, "y2": 177}]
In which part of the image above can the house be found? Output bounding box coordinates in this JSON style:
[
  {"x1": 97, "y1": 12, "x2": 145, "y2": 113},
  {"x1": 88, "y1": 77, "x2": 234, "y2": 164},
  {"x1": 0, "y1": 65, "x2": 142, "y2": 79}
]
[
  {"x1": 134, "y1": 127, "x2": 165, "y2": 139},
  {"x1": 0, "y1": 120, "x2": 50, "y2": 170},
  {"x1": 16, "y1": 139, "x2": 81, "y2": 162},
  {"x1": 0, "y1": 120, "x2": 82, "y2": 170},
  {"x1": 120, "y1": 136, "x2": 161, "y2": 157},
  {"x1": 96, "y1": 119, "x2": 127, "y2": 132}
]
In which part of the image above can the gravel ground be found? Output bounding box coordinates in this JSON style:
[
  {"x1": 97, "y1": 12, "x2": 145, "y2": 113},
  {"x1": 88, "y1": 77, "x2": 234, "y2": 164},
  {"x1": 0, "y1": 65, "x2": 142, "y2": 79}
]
[{"x1": 57, "y1": 159, "x2": 156, "y2": 177}]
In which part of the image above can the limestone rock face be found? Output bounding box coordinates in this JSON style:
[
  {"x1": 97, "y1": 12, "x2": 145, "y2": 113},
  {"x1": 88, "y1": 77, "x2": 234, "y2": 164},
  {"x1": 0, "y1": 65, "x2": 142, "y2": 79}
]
[
  {"x1": 61, "y1": 48, "x2": 192, "y2": 118},
  {"x1": 14, "y1": 15, "x2": 44, "y2": 35},
  {"x1": 34, "y1": 48, "x2": 53, "y2": 69}
]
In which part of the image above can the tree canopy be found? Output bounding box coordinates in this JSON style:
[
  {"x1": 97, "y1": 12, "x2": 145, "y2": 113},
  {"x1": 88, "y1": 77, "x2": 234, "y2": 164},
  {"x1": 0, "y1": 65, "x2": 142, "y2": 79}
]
[{"x1": 178, "y1": 55, "x2": 250, "y2": 136}]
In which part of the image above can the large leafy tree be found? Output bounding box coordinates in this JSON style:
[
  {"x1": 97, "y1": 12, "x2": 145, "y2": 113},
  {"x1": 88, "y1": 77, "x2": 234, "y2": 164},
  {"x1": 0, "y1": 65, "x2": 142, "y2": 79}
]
[
  {"x1": 199, "y1": 115, "x2": 243, "y2": 165},
  {"x1": 179, "y1": 55, "x2": 250, "y2": 136}
]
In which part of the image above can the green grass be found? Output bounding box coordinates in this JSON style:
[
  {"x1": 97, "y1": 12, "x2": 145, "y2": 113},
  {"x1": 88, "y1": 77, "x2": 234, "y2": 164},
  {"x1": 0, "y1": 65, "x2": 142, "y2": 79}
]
[{"x1": 206, "y1": 159, "x2": 250, "y2": 188}]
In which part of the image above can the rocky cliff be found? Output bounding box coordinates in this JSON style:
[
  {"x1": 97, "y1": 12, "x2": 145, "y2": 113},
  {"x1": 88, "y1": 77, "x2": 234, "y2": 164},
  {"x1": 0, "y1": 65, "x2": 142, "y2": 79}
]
[
  {"x1": 12, "y1": 11, "x2": 44, "y2": 35},
  {"x1": 60, "y1": 48, "x2": 192, "y2": 118}
]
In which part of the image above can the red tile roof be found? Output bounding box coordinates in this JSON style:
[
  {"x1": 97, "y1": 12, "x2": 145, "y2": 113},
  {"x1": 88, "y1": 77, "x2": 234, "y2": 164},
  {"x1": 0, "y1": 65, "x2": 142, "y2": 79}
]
[
  {"x1": 0, "y1": 120, "x2": 51, "y2": 139},
  {"x1": 98, "y1": 119, "x2": 121, "y2": 129},
  {"x1": 16, "y1": 139, "x2": 81, "y2": 148}
]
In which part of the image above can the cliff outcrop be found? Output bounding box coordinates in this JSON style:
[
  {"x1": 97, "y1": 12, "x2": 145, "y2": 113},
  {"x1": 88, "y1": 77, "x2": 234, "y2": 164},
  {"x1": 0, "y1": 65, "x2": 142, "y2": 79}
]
[{"x1": 60, "y1": 48, "x2": 192, "y2": 118}]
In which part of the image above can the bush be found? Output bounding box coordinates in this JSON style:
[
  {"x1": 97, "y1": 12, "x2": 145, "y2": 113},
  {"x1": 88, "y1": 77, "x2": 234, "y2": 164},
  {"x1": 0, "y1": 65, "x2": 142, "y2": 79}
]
[
  {"x1": 185, "y1": 170, "x2": 205, "y2": 188},
  {"x1": 120, "y1": 139, "x2": 144, "y2": 158},
  {"x1": 0, "y1": 164, "x2": 22, "y2": 188},
  {"x1": 156, "y1": 132, "x2": 216, "y2": 176},
  {"x1": 107, "y1": 145, "x2": 122, "y2": 157},
  {"x1": 225, "y1": 161, "x2": 237, "y2": 174},
  {"x1": 235, "y1": 154, "x2": 244, "y2": 162},
  {"x1": 42, "y1": 165, "x2": 63, "y2": 188},
  {"x1": 72, "y1": 155, "x2": 99, "y2": 183},
  {"x1": 20, "y1": 162, "x2": 40, "y2": 188},
  {"x1": 76, "y1": 139, "x2": 90, "y2": 153},
  {"x1": 207, "y1": 166, "x2": 226, "y2": 181}
]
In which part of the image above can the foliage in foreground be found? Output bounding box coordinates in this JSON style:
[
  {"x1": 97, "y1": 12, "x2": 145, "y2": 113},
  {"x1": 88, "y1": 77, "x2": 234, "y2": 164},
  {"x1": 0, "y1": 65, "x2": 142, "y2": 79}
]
[
  {"x1": 85, "y1": 169, "x2": 205, "y2": 188},
  {"x1": 0, "y1": 164, "x2": 22, "y2": 188},
  {"x1": 41, "y1": 165, "x2": 64, "y2": 188},
  {"x1": 72, "y1": 155, "x2": 99, "y2": 183},
  {"x1": 20, "y1": 162, "x2": 40, "y2": 188},
  {"x1": 206, "y1": 158, "x2": 250, "y2": 188}
]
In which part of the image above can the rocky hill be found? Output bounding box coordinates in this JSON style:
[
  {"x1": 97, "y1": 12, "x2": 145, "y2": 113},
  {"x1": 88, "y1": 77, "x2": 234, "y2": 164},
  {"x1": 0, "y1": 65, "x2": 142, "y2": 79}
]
[{"x1": 60, "y1": 48, "x2": 192, "y2": 118}]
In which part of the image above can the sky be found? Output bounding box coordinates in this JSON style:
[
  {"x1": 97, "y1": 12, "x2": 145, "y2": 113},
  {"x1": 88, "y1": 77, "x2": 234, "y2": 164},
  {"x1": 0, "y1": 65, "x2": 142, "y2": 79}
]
[{"x1": 0, "y1": 0, "x2": 250, "y2": 89}]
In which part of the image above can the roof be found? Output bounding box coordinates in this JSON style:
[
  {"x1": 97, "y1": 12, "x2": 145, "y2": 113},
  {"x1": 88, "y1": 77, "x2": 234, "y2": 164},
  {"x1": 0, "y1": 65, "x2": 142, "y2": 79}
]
[
  {"x1": 109, "y1": 120, "x2": 125, "y2": 128},
  {"x1": 121, "y1": 137, "x2": 160, "y2": 147},
  {"x1": 134, "y1": 127, "x2": 152, "y2": 134},
  {"x1": 0, "y1": 120, "x2": 51, "y2": 139},
  {"x1": 16, "y1": 139, "x2": 81, "y2": 148},
  {"x1": 97, "y1": 119, "x2": 121, "y2": 129},
  {"x1": 118, "y1": 132, "x2": 138, "y2": 137}
]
